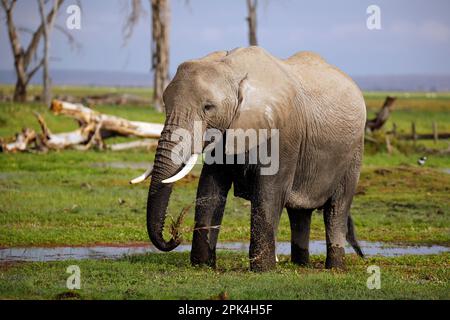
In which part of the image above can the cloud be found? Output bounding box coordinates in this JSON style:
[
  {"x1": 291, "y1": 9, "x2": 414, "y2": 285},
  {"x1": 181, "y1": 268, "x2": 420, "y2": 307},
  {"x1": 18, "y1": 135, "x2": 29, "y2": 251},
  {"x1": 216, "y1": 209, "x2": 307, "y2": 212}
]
[
  {"x1": 419, "y1": 21, "x2": 450, "y2": 43},
  {"x1": 330, "y1": 23, "x2": 368, "y2": 38},
  {"x1": 176, "y1": 26, "x2": 244, "y2": 44},
  {"x1": 391, "y1": 20, "x2": 450, "y2": 43},
  {"x1": 199, "y1": 27, "x2": 224, "y2": 42}
]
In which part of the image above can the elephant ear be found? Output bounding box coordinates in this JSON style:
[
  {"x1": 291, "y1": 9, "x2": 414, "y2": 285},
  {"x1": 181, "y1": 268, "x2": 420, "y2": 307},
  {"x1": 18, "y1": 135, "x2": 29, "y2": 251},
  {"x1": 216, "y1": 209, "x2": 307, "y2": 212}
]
[{"x1": 225, "y1": 74, "x2": 279, "y2": 155}]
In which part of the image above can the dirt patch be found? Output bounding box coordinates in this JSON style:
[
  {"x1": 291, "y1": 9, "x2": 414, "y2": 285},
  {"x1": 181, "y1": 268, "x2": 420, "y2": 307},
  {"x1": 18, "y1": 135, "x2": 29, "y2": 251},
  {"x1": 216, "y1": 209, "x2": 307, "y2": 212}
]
[
  {"x1": 209, "y1": 291, "x2": 229, "y2": 300},
  {"x1": 0, "y1": 261, "x2": 23, "y2": 271},
  {"x1": 374, "y1": 168, "x2": 392, "y2": 176}
]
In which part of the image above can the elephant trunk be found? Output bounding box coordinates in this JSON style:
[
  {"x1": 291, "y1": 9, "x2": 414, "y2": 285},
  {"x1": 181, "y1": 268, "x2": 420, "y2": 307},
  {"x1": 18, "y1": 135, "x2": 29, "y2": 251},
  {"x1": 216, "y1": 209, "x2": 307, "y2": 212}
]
[{"x1": 146, "y1": 124, "x2": 184, "y2": 252}]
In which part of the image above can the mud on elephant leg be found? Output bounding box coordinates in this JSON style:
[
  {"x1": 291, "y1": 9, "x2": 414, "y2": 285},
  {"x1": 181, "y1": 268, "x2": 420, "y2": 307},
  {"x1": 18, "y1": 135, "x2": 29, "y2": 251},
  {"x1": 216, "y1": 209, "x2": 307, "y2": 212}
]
[
  {"x1": 190, "y1": 164, "x2": 232, "y2": 267},
  {"x1": 287, "y1": 208, "x2": 313, "y2": 265},
  {"x1": 249, "y1": 197, "x2": 284, "y2": 272},
  {"x1": 323, "y1": 188, "x2": 354, "y2": 269}
]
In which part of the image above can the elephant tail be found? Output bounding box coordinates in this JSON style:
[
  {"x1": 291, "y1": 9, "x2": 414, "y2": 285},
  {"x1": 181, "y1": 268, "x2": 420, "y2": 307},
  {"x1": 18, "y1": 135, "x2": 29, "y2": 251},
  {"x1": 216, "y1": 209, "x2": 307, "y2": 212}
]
[{"x1": 346, "y1": 215, "x2": 365, "y2": 258}]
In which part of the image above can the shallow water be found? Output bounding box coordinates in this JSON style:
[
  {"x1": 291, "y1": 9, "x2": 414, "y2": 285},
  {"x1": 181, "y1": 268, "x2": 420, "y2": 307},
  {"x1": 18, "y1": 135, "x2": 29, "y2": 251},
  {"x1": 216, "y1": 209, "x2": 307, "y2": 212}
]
[
  {"x1": 0, "y1": 241, "x2": 448, "y2": 263},
  {"x1": 91, "y1": 162, "x2": 152, "y2": 170}
]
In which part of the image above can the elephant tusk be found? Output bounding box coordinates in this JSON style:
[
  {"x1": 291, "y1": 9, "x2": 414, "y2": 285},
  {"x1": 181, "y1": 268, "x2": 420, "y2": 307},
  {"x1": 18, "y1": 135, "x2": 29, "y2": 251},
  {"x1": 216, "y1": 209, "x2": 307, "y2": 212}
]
[
  {"x1": 129, "y1": 167, "x2": 153, "y2": 184},
  {"x1": 162, "y1": 153, "x2": 199, "y2": 184}
]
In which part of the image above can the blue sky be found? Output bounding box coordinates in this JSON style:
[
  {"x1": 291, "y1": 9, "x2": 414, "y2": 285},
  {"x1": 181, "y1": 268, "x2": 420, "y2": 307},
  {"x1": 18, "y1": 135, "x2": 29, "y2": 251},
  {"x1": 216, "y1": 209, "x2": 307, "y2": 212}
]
[{"x1": 1, "y1": 0, "x2": 450, "y2": 76}]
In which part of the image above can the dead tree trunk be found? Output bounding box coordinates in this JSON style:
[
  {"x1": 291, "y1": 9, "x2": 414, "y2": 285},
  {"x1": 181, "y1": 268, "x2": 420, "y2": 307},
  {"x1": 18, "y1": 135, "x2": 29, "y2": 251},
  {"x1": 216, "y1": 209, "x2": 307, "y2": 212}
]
[
  {"x1": 51, "y1": 100, "x2": 164, "y2": 139},
  {"x1": 366, "y1": 96, "x2": 397, "y2": 132},
  {"x1": 151, "y1": 0, "x2": 170, "y2": 112},
  {"x1": 246, "y1": 0, "x2": 258, "y2": 46},
  {"x1": 1, "y1": 128, "x2": 37, "y2": 152},
  {"x1": 13, "y1": 79, "x2": 27, "y2": 102},
  {"x1": 1, "y1": 0, "x2": 64, "y2": 102},
  {"x1": 38, "y1": 0, "x2": 60, "y2": 106}
]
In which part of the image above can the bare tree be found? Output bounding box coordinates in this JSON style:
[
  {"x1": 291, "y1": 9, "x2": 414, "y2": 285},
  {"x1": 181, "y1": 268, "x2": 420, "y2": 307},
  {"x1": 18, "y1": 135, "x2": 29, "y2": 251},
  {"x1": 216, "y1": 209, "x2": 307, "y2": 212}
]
[
  {"x1": 1, "y1": 0, "x2": 64, "y2": 102},
  {"x1": 246, "y1": 0, "x2": 258, "y2": 46},
  {"x1": 150, "y1": 0, "x2": 169, "y2": 112},
  {"x1": 123, "y1": 0, "x2": 170, "y2": 112},
  {"x1": 38, "y1": 0, "x2": 61, "y2": 106}
]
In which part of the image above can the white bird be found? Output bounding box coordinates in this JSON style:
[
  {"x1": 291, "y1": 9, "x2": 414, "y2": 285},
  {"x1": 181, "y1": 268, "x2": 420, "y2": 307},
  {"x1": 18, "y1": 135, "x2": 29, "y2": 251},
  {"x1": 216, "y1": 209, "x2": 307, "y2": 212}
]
[{"x1": 417, "y1": 156, "x2": 427, "y2": 166}]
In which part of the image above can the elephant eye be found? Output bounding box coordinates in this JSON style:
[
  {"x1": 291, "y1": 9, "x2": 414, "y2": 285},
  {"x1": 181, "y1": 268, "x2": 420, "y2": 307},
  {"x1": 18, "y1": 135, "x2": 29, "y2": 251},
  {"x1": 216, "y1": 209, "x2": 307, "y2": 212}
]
[{"x1": 204, "y1": 104, "x2": 215, "y2": 112}]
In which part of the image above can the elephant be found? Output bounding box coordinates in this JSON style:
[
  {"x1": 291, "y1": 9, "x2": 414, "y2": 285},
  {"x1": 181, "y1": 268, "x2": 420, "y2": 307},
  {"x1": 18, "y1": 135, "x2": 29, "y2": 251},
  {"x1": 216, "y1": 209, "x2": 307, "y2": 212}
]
[{"x1": 131, "y1": 46, "x2": 366, "y2": 271}]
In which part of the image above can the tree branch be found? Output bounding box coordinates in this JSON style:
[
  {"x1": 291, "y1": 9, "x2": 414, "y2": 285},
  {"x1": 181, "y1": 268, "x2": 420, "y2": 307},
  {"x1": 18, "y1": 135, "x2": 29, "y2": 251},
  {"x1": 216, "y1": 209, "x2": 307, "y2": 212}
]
[
  {"x1": 23, "y1": 0, "x2": 63, "y2": 68},
  {"x1": 2, "y1": 0, "x2": 22, "y2": 58},
  {"x1": 26, "y1": 58, "x2": 45, "y2": 84},
  {"x1": 1, "y1": 0, "x2": 17, "y2": 12},
  {"x1": 122, "y1": 0, "x2": 146, "y2": 45},
  {"x1": 54, "y1": 24, "x2": 82, "y2": 50}
]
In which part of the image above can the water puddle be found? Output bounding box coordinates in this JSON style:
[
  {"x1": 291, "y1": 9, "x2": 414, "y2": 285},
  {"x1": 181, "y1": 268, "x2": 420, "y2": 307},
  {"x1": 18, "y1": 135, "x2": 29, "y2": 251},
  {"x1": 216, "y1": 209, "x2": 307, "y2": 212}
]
[
  {"x1": 90, "y1": 162, "x2": 152, "y2": 170},
  {"x1": 0, "y1": 241, "x2": 448, "y2": 263}
]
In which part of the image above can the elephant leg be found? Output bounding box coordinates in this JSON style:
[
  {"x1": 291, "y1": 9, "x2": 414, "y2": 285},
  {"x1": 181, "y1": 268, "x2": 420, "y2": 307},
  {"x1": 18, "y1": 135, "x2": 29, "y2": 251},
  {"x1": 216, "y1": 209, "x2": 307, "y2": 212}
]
[
  {"x1": 249, "y1": 181, "x2": 285, "y2": 272},
  {"x1": 190, "y1": 164, "x2": 232, "y2": 267},
  {"x1": 249, "y1": 202, "x2": 280, "y2": 272},
  {"x1": 271, "y1": 206, "x2": 285, "y2": 263},
  {"x1": 287, "y1": 208, "x2": 313, "y2": 265},
  {"x1": 323, "y1": 159, "x2": 361, "y2": 269},
  {"x1": 323, "y1": 179, "x2": 357, "y2": 269}
]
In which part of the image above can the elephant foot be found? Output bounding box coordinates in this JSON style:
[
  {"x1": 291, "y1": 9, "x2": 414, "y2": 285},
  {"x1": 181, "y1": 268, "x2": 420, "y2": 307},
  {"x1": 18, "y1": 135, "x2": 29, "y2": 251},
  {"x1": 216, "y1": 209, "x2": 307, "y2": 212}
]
[
  {"x1": 250, "y1": 258, "x2": 276, "y2": 272},
  {"x1": 191, "y1": 248, "x2": 216, "y2": 268},
  {"x1": 291, "y1": 244, "x2": 309, "y2": 266},
  {"x1": 190, "y1": 252, "x2": 216, "y2": 268},
  {"x1": 249, "y1": 250, "x2": 277, "y2": 272},
  {"x1": 325, "y1": 246, "x2": 345, "y2": 269},
  {"x1": 190, "y1": 231, "x2": 216, "y2": 268}
]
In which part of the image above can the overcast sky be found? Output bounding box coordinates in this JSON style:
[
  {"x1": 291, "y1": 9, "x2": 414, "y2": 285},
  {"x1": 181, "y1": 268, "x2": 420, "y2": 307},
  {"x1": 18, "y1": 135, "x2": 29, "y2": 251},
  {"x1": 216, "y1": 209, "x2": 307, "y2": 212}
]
[{"x1": 1, "y1": 0, "x2": 450, "y2": 76}]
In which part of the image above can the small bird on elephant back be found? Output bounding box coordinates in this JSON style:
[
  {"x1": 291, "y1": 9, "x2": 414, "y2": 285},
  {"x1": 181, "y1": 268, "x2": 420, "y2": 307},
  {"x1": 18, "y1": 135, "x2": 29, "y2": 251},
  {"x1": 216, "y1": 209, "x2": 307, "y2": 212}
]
[{"x1": 131, "y1": 46, "x2": 366, "y2": 271}]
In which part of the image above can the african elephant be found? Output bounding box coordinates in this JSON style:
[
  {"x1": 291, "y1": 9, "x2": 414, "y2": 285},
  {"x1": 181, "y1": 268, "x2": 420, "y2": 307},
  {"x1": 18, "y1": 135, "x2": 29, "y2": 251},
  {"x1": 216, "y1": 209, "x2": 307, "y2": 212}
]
[{"x1": 131, "y1": 46, "x2": 366, "y2": 271}]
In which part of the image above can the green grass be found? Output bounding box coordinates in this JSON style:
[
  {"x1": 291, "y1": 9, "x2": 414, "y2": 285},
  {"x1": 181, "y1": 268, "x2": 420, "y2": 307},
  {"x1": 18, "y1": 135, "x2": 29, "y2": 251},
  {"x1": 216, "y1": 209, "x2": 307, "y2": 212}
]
[
  {"x1": 0, "y1": 149, "x2": 448, "y2": 247},
  {"x1": 0, "y1": 84, "x2": 152, "y2": 99},
  {"x1": 0, "y1": 252, "x2": 448, "y2": 299},
  {"x1": 364, "y1": 91, "x2": 450, "y2": 112}
]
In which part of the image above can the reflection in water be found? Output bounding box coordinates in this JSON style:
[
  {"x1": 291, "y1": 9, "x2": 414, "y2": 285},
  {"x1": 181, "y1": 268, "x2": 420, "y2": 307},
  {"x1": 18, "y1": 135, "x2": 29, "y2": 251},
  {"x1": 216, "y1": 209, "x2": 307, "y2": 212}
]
[{"x1": 0, "y1": 241, "x2": 448, "y2": 262}]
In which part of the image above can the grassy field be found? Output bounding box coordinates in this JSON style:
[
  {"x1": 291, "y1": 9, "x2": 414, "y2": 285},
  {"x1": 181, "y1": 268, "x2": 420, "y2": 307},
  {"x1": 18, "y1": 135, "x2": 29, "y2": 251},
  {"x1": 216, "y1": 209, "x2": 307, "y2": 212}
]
[
  {"x1": 0, "y1": 86, "x2": 449, "y2": 299},
  {"x1": 0, "y1": 84, "x2": 153, "y2": 99},
  {"x1": 0, "y1": 253, "x2": 448, "y2": 299},
  {"x1": 0, "y1": 150, "x2": 449, "y2": 246}
]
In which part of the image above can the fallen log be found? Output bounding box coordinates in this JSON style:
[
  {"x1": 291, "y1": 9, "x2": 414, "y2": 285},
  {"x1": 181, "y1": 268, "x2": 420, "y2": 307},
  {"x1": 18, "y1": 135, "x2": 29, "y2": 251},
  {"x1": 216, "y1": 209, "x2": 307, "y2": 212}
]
[
  {"x1": 366, "y1": 96, "x2": 396, "y2": 132},
  {"x1": 51, "y1": 100, "x2": 163, "y2": 139},
  {"x1": 35, "y1": 112, "x2": 97, "y2": 150},
  {"x1": 1, "y1": 100, "x2": 163, "y2": 152},
  {"x1": 0, "y1": 128, "x2": 37, "y2": 152},
  {"x1": 396, "y1": 132, "x2": 450, "y2": 140}
]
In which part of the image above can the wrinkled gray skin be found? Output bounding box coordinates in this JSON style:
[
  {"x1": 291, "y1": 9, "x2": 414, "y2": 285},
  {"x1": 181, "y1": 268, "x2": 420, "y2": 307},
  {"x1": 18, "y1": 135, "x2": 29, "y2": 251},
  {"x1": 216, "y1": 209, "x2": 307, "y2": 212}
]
[{"x1": 147, "y1": 47, "x2": 366, "y2": 271}]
